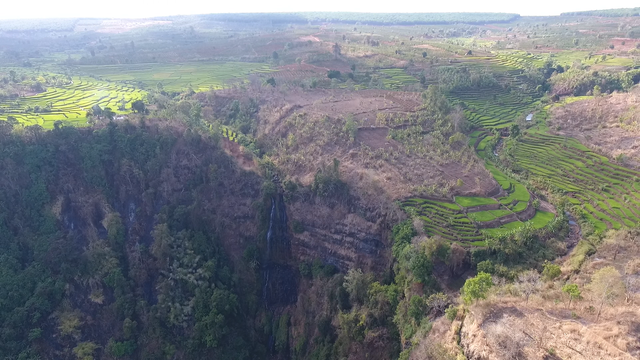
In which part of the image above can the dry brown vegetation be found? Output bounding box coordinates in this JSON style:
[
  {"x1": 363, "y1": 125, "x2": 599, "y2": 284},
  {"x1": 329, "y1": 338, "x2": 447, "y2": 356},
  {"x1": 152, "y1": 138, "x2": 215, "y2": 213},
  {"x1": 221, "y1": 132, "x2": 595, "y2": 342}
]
[
  {"x1": 549, "y1": 86, "x2": 640, "y2": 167},
  {"x1": 247, "y1": 87, "x2": 496, "y2": 203},
  {"x1": 443, "y1": 229, "x2": 640, "y2": 360}
]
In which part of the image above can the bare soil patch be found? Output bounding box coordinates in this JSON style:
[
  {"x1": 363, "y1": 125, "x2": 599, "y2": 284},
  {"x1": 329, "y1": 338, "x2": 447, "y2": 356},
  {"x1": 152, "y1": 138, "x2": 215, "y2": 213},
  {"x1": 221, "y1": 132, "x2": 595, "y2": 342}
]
[
  {"x1": 221, "y1": 138, "x2": 256, "y2": 172},
  {"x1": 356, "y1": 127, "x2": 398, "y2": 150}
]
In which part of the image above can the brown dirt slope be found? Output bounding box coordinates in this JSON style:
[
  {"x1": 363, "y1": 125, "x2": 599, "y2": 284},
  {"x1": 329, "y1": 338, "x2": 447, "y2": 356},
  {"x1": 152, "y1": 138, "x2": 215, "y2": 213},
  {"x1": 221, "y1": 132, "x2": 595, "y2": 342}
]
[
  {"x1": 549, "y1": 86, "x2": 640, "y2": 168},
  {"x1": 250, "y1": 87, "x2": 497, "y2": 202},
  {"x1": 456, "y1": 230, "x2": 640, "y2": 360}
]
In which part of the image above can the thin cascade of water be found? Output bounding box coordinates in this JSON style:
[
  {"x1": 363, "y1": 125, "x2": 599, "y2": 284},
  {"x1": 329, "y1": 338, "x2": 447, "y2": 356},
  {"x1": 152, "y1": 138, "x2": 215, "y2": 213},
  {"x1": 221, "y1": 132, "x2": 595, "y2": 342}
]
[{"x1": 266, "y1": 197, "x2": 276, "y2": 259}]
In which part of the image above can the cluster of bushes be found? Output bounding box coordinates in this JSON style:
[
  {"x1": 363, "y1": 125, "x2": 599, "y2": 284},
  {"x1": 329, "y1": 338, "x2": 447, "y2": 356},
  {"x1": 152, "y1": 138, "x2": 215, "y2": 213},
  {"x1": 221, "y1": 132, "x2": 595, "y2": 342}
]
[
  {"x1": 549, "y1": 68, "x2": 640, "y2": 96},
  {"x1": 433, "y1": 66, "x2": 499, "y2": 92}
]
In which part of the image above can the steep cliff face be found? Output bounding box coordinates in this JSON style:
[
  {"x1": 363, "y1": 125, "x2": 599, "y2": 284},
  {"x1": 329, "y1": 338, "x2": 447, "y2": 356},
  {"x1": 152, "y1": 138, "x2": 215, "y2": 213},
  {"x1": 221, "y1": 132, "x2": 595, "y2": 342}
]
[
  {"x1": 0, "y1": 122, "x2": 397, "y2": 359},
  {"x1": 287, "y1": 201, "x2": 389, "y2": 272}
]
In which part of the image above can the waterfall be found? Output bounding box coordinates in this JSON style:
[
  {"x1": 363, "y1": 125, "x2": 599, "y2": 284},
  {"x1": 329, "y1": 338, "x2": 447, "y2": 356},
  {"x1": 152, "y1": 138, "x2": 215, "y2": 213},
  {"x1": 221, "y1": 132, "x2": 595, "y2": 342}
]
[
  {"x1": 262, "y1": 195, "x2": 297, "y2": 309},
  {"x1": 266, "y1": 197, "x2": 276, "y2": 259}
]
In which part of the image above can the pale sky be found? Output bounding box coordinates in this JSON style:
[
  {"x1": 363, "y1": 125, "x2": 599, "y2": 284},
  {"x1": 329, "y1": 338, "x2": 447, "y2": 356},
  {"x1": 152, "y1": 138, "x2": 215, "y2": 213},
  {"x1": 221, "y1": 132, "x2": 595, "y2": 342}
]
[{"x1": 0, "y1": 0, "x2": 638, "y2": 20}]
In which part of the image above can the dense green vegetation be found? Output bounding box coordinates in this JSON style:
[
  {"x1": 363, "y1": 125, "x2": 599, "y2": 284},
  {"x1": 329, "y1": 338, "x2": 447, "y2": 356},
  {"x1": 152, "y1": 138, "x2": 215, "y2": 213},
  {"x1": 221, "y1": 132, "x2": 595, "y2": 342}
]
[
  {"x1": 200, "y1": 12, "x2": 521, "y2": 25},
  {"x1": 0, "y1": 121, "x2": 265, "y2": 359}
]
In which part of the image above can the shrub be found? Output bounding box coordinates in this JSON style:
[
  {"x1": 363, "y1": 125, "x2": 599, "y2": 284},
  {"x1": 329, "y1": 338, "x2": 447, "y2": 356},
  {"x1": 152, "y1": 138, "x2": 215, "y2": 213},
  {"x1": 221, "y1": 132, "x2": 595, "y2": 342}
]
[
  {"x1": 327, "y1": 70, "x2": 341, "y2": 79},
  {"x1": 542, "y1": 261, "x2": 561, "y2": 280},
  {"x1": 291, "y1": 220, "x2": 304, "y2": 233},
  {"x1": 462, "y1": 272, "x2": 493, "y2": 304},
  {"x1": 476, "y1": 260, "x2": 494, "y2": 274},
  {"x1": 107, "y1": 339, "x2": 136, "y2": 357},
  {"x1": 445, "y1": 305, "x2": 459, "y2": 322}
]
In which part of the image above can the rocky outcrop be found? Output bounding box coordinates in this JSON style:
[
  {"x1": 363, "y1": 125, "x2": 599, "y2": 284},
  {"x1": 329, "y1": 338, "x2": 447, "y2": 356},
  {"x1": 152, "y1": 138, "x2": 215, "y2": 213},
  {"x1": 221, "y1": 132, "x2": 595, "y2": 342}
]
[{"x1": 288, "y1": 201, "x2": 387, "y2": 272}]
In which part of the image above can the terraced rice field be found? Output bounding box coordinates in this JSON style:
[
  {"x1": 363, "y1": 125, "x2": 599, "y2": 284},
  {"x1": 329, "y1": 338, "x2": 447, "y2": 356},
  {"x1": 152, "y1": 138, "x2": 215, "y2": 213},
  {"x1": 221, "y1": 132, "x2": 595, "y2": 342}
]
[
  {"x1": 378, "y1": 68, "x2": 417, "y2": 89},
  {"x1": 77, "y1": 62, "x2": 275, "y2": 92},
  {"x1": 451, "y1": 85, "x2": 536, "y2": 129},
  {"x1": 403, "y1": 126, "x2": 554, "y2": 246},
  {"x1": 401, "y1": 195, "x2": 554, "y2": 245},
  {"x1": 491, "y1": 51, "x2": 545, "y2": 70},
  {"x1": 0, "y1": 77, "x2": 145, "y2": 128},
  {"x1": 513, "y1": 132, "x2": 640, "y2": 231}
]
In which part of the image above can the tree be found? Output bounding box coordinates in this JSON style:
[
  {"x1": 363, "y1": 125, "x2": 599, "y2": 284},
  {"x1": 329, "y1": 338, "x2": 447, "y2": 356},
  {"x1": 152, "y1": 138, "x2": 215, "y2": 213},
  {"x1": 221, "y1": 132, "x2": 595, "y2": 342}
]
[
  {"x1": 189, "y1": 102, "x2": 202, "y2": 126},
  {"x1": 593, "y1": 85, "x2": 602, "y2": 97},
  {"x1": 562, "y1": 283, "x2": 581, "y2": 308},
  {"x1": 462, "y1": 272, "x2": 493, "y2": 304},
  {"x1": 410, "y1": 249, "x2": 433, "y2": 284},
  {"x1": 6, "y1": 115, "x2": 18, "y2": 126},
  {"x1": 588, "y1": 266, "x2": 625, "y2": 321},
  {"x1": 509, "y1": 123, "x2": 520, "y2": 138},
  {"x1": 73, "y1": 342, "x2": 99, "y2": 360},
  {"x1": 516, "y1": 270, "x2": 541, "y2": 304},
  {"x1": 408, "y1": 295, "x2": 426, "y2": 321},
  {"x1": 91, "y1": 104, "x2": 103, "y2": 116},
  {"x1": 422, "y1": 51, "x2": 427, "y2": 58},
  {"x1": 332, "y1": 43, "x2": 341, "y2": 59},
  {"x1": 422, "y1": 85, "x2": 450, "y2": 116},
  {"x1": 131, "y1": 100, "x2": 146, "y2": 113},
  {"x1": 447, "y1": 243, "x2": 468, "y2": 277},
  {"x1": 103, "y1": 107, "x2": 115, "y2": 121},
  {"x1": 265, "y1": 77, "x2": 276, "y2": 87},
  {"x1": 350, "y1": 64, "x2": 356, "y2": 72},
  {"x1": 542, "y1": 262, "x2": 561, "y2": 281},
  {"x1": 272, "y1": 51, "x2": 279, "y2": 60},
  {"x1": 327, "y1": 70, "x2": 341, "y2": 79},
  {"x1": 344, "y1": 268, "x2": 372, "y2": 306}
]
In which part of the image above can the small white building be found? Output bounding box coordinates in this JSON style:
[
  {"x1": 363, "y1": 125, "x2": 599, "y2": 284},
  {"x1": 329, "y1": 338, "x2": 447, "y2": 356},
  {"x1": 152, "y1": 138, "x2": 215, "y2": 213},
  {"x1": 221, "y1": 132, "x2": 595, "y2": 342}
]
[{"x1": 526, "y1": 113, "x2": 533, "y2": 121}]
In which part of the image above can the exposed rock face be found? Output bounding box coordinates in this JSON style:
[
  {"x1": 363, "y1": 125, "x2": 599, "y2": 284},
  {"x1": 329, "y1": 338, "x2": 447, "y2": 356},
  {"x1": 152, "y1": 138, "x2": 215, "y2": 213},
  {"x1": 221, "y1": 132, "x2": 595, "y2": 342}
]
[{"x1": 288, "y1": 201, "x2": 389, "y2": 272}]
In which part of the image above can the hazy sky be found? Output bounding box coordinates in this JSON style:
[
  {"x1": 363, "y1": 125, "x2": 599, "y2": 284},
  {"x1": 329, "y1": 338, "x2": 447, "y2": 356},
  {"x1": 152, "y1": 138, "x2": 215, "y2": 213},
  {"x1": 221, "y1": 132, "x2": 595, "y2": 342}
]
[{"x1": 0, "y1": 0, "x2": 638, "y2": 20}]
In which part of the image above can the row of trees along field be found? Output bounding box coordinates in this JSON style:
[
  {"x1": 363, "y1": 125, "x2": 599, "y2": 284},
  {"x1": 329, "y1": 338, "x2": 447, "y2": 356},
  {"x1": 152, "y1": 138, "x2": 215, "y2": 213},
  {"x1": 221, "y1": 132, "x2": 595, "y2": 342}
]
[
  {"x1": 199, "y1": 12, "x2": 520, "y2": 25},
  {"x1": 561, "y1": 7, "x2": 640, "y2": 17}
]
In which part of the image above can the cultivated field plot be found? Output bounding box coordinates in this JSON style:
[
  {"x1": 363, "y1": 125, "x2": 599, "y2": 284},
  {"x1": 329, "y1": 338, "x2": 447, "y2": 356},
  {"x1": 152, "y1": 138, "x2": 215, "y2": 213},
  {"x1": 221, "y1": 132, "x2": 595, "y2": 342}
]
[
  {"x1": 0, "y1": 77, "x2": 145, "y2": 128},
  {"x1": 401, "y1": 196, "x2": 554, "y2": 246},
  {"x1": 452, "y1": 84, "x2": 536, "y2": 129},
  {"x1": 513, "y1": 132, "x2": 640, "y2": 231},
  {"x1": 401, "y1": 135, "x2": 551, "y2": 247},
  {"x1": 378, "y1": 68, "x2": 418, "y2": 89},
  {"x1": 77, "y1": 62, "x2": 275, "y2": 92}
]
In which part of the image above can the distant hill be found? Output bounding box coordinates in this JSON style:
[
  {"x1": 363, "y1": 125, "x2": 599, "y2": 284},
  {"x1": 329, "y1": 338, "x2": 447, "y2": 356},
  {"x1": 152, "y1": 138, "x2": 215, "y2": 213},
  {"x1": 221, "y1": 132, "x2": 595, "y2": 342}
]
[
  {"x1": 561, "y1": 7, "x2": 640, "y2": 17},
  {"x1": 195, "y1": 12, "x2": 521, "y2": 25}
]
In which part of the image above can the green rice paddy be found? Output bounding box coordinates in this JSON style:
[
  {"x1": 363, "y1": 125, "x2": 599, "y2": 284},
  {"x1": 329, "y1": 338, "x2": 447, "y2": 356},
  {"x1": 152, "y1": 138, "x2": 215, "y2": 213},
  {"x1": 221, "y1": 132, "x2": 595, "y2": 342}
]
[
  {"x1": 77, "y1": 62, "x2": 275, "y2": 92},
  {"x1": 0, "y1": 77, "x2": 145, "y2": 128},
  {"x1": 379, "y1": 68, "x2": 418, "y2": 89},
  {"x1": 512, "y1": 132, "x2": 640, "y2": 230}
]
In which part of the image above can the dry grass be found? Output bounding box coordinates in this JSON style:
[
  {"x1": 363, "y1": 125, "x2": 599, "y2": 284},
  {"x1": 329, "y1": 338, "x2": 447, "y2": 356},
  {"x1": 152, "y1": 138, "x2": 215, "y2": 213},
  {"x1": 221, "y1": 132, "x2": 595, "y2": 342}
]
[
  {"x1": 549, "y1": 86, "x2": 640, "y2": 168},
  {"x1": 453, "y1": 229, "x2": 640, "y2": 359},
  {"x1": 248, "y1": 87, "x2": 496, "y2": 202},
  {"x1": 461, "y1": 296, "x2": 640, "y2": 360}
]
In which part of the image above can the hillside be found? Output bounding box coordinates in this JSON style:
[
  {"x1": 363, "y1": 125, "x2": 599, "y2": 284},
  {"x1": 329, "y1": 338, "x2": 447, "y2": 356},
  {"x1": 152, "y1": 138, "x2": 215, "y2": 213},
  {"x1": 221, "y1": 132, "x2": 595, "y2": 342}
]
[
  {"x1": 1, "y1": 9, "x2": 640, "y2": 360},
  {"x1": 548, "y1": 86, "x2": 640, "y2": 168},
  {"x1": 455, "y1": 229, "x2": 640, "y2": 359}
]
